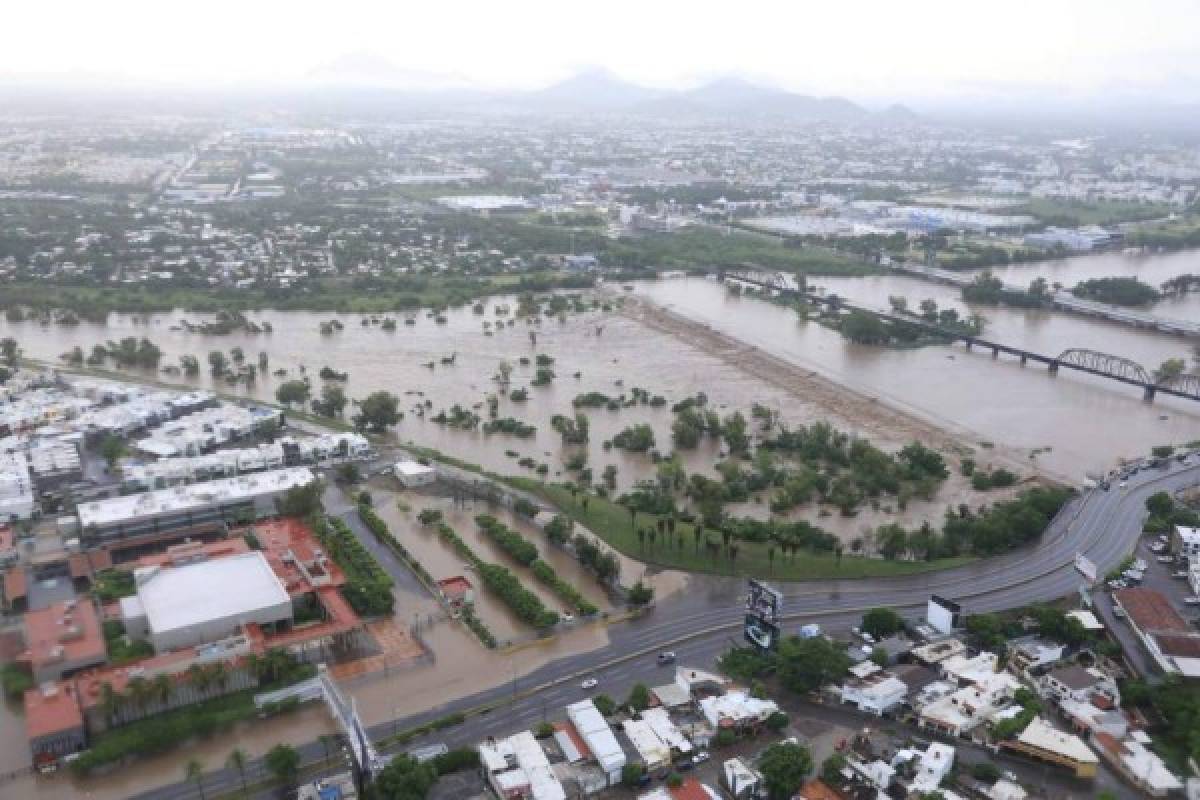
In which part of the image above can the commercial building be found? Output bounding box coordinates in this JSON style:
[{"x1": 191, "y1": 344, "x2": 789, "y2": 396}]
[
  {"x1": 25, "y1": 443, "x2": 83, "y2": 491},
  {"x1": 20, "y1": 598, "x2": 107, "y2": 682},
  {"x1": 698, "y1": 690, "x2": 779, "y2": 730},
  {"x1": 76, "y1": 467, "x2": 315, "y2": 549},
  {"x1": 1006, "y1": 717, "x2": 1098, "y2": 778},
  {"x1": 121, "y1": 551, "x2": 292, "y2": 652},
  {"x1": 1112, "y1": 587, "x2": 1200, "y2": 677},
  {"x1": 566, "y1": 699, "x2": 626, "y2": 785},
  {"x1": 1039, "y1": 665, "x2": 1120, "y2": 707},
  {"x1": 1094, "y1": 732, "x2": 1182, "y2": 797},
  {"x1": 623, "y1": 717, "x2": 671, "y2": 770}
]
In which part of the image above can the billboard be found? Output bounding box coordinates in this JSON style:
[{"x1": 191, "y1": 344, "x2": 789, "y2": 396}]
[
  {"x1": 746, "y1": 579, "x2": 782, "y2": 624},
  {"x1": 744, "y1": 614, "x2": 780, "y2": 651},
  {"x1": 926, "y1": 595, "x2": 961, "y2": 635}
]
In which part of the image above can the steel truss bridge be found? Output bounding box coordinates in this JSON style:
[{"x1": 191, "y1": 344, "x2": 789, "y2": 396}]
[{"x1": 720, "y1": 269, "x2": 1200, "y2": 403}]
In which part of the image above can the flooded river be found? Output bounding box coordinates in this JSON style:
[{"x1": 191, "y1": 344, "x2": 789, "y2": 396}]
[{"x1": 2, "y1": 247, "x2": 1200, "y2": 797}]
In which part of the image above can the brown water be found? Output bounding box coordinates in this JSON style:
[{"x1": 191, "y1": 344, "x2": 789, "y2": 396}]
[{"x1": 3, "y1": 247, "x2": 1200, "y2": 795}]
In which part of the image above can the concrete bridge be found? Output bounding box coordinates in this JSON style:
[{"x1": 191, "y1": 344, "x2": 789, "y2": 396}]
[
  {"x1": 889, "y1": 261, "x2": 1200, "y2": 338},
  {"x1": 721, "y1": 269, "x2": 1200, "y2": 403}
]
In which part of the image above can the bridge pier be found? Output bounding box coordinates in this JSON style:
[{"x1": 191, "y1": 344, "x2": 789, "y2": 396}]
[
  {"x1": 1144, "y1": 385, "x2": 1157, "y2": 402},
  {"x1": 1048, "y1": 361, "x2": 1059, "y2": 375},
  {"x1": 964, "y1": 340, "x2": 972, "y2": 352},
  {"x1": 991, "y1": 346, "x2": 999, "y2": 359},
  {"x1": 1020, "y1": 354, "x2": 1027, "y2": 367}
]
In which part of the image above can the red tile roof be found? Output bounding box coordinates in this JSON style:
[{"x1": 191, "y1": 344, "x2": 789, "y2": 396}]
[
  {"x1": 437, "y1": 575, "x2": 473, "y2": 599},
  {"x1": 21, "y1": 599, "x2": 105, "y2": 674},
  {"x1": 799, "y1": 780, "x2": 843, "y2": 800},
  {"x1": 1113, "y1": 588, "x2": 1190, "y2": 633},
  {"x1": 670, "y1": 778, "x2": 713, "y2": 800},
  {"x1": 24, "y1": 683, "x2": 83, "y2": 740},
  {"x1": 4, "y1": 568, "x2": 27, "y2": 603}
]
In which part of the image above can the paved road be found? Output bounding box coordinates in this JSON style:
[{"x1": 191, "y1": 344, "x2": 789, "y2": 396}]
[{"x1": 132, "y1": 458, "x2": 1200, "y2": 800}]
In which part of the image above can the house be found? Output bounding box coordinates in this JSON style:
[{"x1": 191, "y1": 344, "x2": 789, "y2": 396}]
[
  {"x1": 917, "y1": 671, "x2": 1021, "y2": 738},
  {"x1": 565, "y1": 700, "x2": 625, "y2": 785},
  {"x1": 623, "y1": 717, "x2": 671, "y2": 770},
  {"x1": 1039, "y1": 665, "x2": 1119, "y2": 706},
  {"x1": 911, "y1": 637, "x2": 967, "y2": 666},
  {"x1": 721, "y1": 757, "x2": 761, "y2": 800},
  {"x1": 840, "y1": 670, "x2": 908, "y2": 716},
  {"x1": 698, "y1": 690, "x2": 778, "y2": 730},
  {"x1": 437, "y1": 576, "x2": 475, "y2": 610},
  {"x1": 24, "y1": 682, "x2": 86, "y2": 765},
  {"x1": 1171, "y1": 525, "x2": 1200, "y2": 559},
  {"x1": 1008, "y1": 639, "x2": 1066, "y2": 674},
  {"x1": 892, "y1": 742, "x2": 954, "y2": 794},
  {"x1": 479, "y1": 731, "x2": 566, "y2": 800}
]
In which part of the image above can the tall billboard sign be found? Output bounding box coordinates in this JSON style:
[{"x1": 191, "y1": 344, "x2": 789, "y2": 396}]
[{"x1": 744, "y1": 579, "x2": 782, "y2": 650}]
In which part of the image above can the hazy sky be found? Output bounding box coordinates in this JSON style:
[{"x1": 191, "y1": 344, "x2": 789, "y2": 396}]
[{"x1": 6, "y1": 0, "x2": 1199, "y2": 103}]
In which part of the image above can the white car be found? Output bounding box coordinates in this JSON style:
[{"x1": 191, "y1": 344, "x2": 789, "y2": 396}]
[
  {"x1": 1184, "y1": 597, "x2": 1200, "y2": 606},
  {"x1": 1173, "y1": 570, "x2": 1189, "y2": 579},
  {"x1": 1158, "y1": 556, "x2": 1176, "y2": 563},
  {"x1": 1119, "y1": 481, "x2": 1129, "y2": 489},
  {"x1": 581, "y1": 678, "x2": 599, "y2": 690},
  {"x1": 692, "y1": 751, "x2": 711, "y2": 765}
]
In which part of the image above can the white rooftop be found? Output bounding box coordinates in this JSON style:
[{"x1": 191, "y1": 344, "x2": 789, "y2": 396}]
[
  {"x1": 134, "y1": 551, "x2": 289, "y2": 637},
  {"x1": 1016, "y1": 717, "x2": 1097, "y2": 764},
  {"x1": 78, "y1": 467, "x2": 314, "y2": 528}
]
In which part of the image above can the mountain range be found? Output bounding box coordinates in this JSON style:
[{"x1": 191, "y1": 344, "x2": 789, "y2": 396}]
[{"x1": 303, "y1": 61, "x2": 915, "y2": 122}]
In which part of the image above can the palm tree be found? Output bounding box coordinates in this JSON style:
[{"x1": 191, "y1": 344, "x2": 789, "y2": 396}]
[
  {"x1": 127, "y1": 675, "x2": 151, "y2": 714},
  {"x1": 152, "y1": 673, "x2": 172, "y2": 710},
  {"x1": 188, "y1": 663, "x2": 211, "y2": 699},
  {"x1": 226, "y1": 748, "x2": 248, "y2": 794},
  {"x1": 185, "y1": 758, "x2": 206, "y2": 800},
  {"x1": 98, "y1": 681, "x2": 118, "y2": 726}
]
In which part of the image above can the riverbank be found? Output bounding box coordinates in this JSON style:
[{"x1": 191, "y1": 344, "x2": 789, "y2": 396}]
[{"x1": 616, "y1": 291, "x2": 1055, "y2": 485}]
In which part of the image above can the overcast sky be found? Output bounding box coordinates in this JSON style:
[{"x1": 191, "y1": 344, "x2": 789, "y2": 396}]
[{"x1": 5, "y1": 0, "x2": 1199, "y2": 104}]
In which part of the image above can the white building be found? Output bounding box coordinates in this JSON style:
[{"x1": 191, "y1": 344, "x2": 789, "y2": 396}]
[
  {"x1": 0, "y1": 452, "x2": 35, "y2": 521},
  {"x1": 395, "y1": 460, "x2": 437, "y2": 488},
  {"x1": 623, "y1": 718, "x2": 671, "y2": 770},
  {"x1": 77, "y1": 467, "x2": 315, "y2": 546},
  {"x1": 565, "y1": 700, "x2": 625, "y2": 785},
  {"x1": 840, "y1": 671, "x2": 908, "y2": 716},
  {"x1": 121, "y1": 551, "x2": 292, "y2": 652},
  {"x1": 479, "y1": 731, "x2": 566, "y2": 800},
  {"x1": 893, "y1": 742, "x2": 954, "y2": 794},
  {"x1": 1173, "y1": 526, "x2": 1200, "y2": 559},
  {"x1": 1039, "y1": 665, "x2": 1120, "y2": 706},
  {"x1": 698, "y1": 690, "x2": 779, "y2": 729},
  {"x1": 135, "y1": 405, "x2": 282, "y2": 458}
]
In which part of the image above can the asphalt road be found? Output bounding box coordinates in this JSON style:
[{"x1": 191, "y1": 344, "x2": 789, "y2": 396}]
[{"x1": 131, "y1": 458, "x2": 1200, "y2": 800}]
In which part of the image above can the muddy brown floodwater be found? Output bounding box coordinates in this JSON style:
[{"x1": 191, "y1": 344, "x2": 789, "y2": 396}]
[{"x1": 3, "y1": 246, "x2": 1200, "y2": 798}]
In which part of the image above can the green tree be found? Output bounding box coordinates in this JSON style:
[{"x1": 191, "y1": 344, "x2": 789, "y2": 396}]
[
  {"x1": 1146, "y1": 491, "x2": 1174, "y2": 516},
  {"x1": 821, "y1": 753, "x2": 847, "y2": 785},
  {"x1": 1155, "y1": 357, "x2": 1187, "y2": 383},
  {"x1": 207, "y1": 350, "x2": 228, "y2": 377},
  {"x1": 1, "y1": 337, "x2": 21, "y2": 368},
  {"x1": 861, "y1": 607, "x2": 905, "y2": 638},
  {"x1": 275, "y1": 379, "x2": 311, "y2": 407},
  {"x1": 373, "y1": 753, "x2": 437, "y2": 800},
  {"x1": 185, "y1": 758, "x2": 206, "y2": 800},
  {"x1": 626, "y1": 683, "x2": 651, "y2": 711},
  {"x1": 226, "y1": 748, "x2": 248, "y2": 794},
  {"x1": 622, "y1": 763, "x2": 646, "y2": 787},
  {"x1": 777, "y1": 635, "x2": 850, "y2": 694},
  {"x1": 264, "y1": 744, "x2": 300, "y2": 788},
  {"x1": 313, "y1": 384, "x2": 347, "y2": 417},
  {"x1": 758, "y1": 741, "x2": 813, "y2": 800},
  {"x1": 627, "y1": 581, "x2": 654, "y2": 606},
  {"x1": 354, "y1": 390, "x2": 402, "y2": 433},
  {"x1": 99, "y1": 435, "x2": 126, "y2": 469}
]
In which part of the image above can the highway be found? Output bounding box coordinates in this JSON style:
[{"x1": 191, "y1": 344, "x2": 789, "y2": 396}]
[{"x1": 130, "y1": 458, "x2": 1200, "y2": 800}]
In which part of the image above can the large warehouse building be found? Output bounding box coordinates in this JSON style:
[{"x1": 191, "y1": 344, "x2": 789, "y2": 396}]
[
  {"x1": 120, "y1": 551, "x2": 293, "y2": 652},
  {"x1": 76, "y1": 467, "x2": 315, "y2": 548}
]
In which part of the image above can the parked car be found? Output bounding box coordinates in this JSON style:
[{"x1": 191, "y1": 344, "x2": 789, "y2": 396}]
[
  {"x1": 1158, "y1": 556, "x2": 1175, "y2": 563},
  {"x1": 657, "y1": 651, "x2": 676, "y2": 664},
  {"x1": 692, "y1": 751, "x2": 711, "y2": 765},
  {"x1": 1173, "y1": 570, "x2": 1189, "y2": 579},
  {"x1": 581, "y1": 678, "x2": 599, "y2": 690},
  {"x1": 1185, "y1": 597, "x2": 1200, "y2": 606},
  {"x1": 1113, "y1": 606, "x2": 1127, "y2": 619}
]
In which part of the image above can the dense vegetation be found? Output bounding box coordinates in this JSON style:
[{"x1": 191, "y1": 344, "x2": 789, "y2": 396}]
[
  {"x1": 317, "y1": 517, "x2": 395, "y2": 616},
  {"x1": 1072, "y1": 276, "x2": 1162, "y2": 306}
]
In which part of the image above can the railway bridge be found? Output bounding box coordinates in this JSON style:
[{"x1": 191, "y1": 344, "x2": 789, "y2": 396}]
[{"x1": 719, "y1": 269, "x2": 1200, "y2": 403}]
